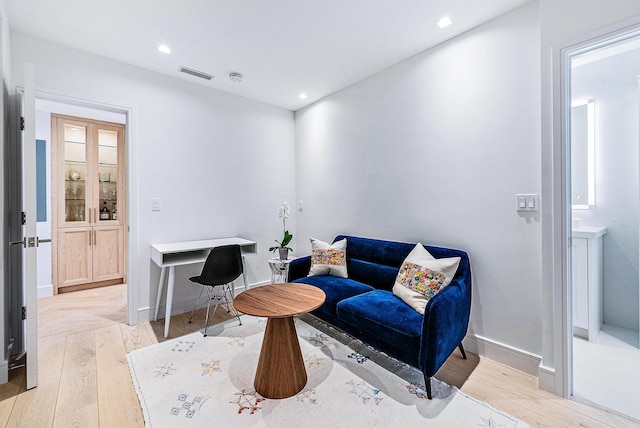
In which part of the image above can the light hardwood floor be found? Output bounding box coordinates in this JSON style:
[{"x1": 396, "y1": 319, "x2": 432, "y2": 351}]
[{"x1": 0, "y1": 284, "x2": 637, "y2": 427}]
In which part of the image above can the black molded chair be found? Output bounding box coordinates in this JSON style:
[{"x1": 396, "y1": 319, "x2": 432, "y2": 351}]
[{"x1": 188, "y1": 244, "x2": 243, "y2": 336}]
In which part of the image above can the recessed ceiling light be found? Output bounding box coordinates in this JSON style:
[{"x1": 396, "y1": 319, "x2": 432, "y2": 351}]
[
  {"x1": 158, "y1": 44, "x2": 171, "y2": 54},
  {"x1": 299, "y1": 93, "x2": 308, "y2": 99},
  {"x1": 229, "y1": 72, "x2": 243, "y2": 82},
  {"x1": 437, "y1": 17, "x2": 452, "y2": 29}
]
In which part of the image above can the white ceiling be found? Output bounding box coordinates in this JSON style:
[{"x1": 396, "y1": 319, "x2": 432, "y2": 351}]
[{"x1": 4, "y1": 0, "x2": 531, "y2": 111}]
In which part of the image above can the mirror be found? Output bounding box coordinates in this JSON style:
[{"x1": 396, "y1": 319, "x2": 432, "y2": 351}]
[{"x1": 571, "y1": 99, "x2": 595, "y2": 209}]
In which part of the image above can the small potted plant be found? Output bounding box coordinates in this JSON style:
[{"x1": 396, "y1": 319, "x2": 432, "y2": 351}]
[{"x1": 269, "y1": 202, "x2": 293, "y2": 260}]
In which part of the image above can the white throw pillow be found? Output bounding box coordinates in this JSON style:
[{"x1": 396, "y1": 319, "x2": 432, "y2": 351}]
[
  {"x1": 308, "y1": 237, "x2": 348, "y2": 278},
  {"x1": 392, "y1": 243, "x2": 461, "y2": 314}
]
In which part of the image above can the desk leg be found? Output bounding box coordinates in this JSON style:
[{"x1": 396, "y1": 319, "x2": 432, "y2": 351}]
[
  {"x1": 163, "y1": 266, "x2": 176, "y2": 338},
  {"x1": 241, "y1": 255, "x2": 250, "y2": 291},
  {"x1": 154, "y1": 267, "x2": 167, "y2": 322}
]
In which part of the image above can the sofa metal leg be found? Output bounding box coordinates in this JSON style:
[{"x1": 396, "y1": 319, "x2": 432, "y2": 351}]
[
  {"x1": 423, "y1": 375, "x2": 432, "y2": 399},
  {"x1": 458, "y1": 343, "x2": 467, "y2": 360}
]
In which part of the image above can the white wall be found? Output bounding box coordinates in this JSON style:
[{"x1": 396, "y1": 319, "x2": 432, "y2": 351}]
[
  {"x1": 540, "y1": 0, "x2": 640, "y2": 394},
  {"x1": 296, "y1": 3, "x2": 542, "y2": 370},
  {"x1": 11, "y1": 32, "x2": 296, "y2": 322},
  {"x1": 572, "y1": 53, "x2": 640, "y2": 332}
]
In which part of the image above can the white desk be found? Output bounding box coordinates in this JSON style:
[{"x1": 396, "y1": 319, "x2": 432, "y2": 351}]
[{"x1": 151, "y1": 237, "x2": 257, "y2": 338}]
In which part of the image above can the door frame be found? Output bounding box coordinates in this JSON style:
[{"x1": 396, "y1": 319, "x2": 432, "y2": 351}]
[
  {"x1": 31, "y1": 89, "x2": 137, "y2": 325},
  {"x1": 547, "y1": 20, "x2": 640, "y2": 398}
]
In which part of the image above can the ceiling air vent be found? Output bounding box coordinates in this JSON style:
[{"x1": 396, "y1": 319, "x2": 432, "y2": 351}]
[{"x1": 178, "y1": 66, "x2": 213, "y2": 80}]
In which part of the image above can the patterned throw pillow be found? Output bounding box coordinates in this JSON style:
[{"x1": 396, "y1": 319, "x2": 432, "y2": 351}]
[
  {"x1": 392, "y1": 243, "x2": 461, "y2": 314},
  {"x1": 308, "y1": 237, "x2": 348, "y2": 278},
  {"x1": 396, "y1": 261, "x2": 447, "y2": 299}
]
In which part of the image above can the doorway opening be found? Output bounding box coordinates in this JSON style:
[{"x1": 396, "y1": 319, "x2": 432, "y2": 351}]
[
  {"x1": 567, "y1": 30, "x2": 640, "y2": 420},
  {"x1": 34, "y1": 96, "x2": 130, "y2": 317}
]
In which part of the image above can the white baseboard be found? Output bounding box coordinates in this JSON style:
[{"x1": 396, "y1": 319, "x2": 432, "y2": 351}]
[
  {"x1": 538, "y1": 364, "x2": 556, "y2": 392},
  {"x1": 462, "y1": 333, "x2": 542, "y2": 377},
  {"x1": 0, "y1": 360, "x2": 8, "y2": 385},
  {"x1": 137, "y1": 280, "x2": 271, "y2": 323},
  {"x1": 37, "y1": 284, "x2": 54, "y2": 299}
]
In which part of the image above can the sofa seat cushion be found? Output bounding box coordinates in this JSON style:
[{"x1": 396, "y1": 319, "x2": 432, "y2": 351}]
[
  {"x1": 336, "y1": 289, "x2": 423, "y2": 355},
  {"x1": 292, "y1": 276, "x2": 374, "y2": 322}
]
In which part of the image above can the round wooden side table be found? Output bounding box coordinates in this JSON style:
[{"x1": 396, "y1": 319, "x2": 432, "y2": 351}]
[{"x1": 233, "y1": 282, "x2": 325, "y2": 399}]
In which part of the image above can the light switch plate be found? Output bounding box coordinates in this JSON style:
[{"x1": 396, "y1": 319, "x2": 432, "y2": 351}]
[
  {"x1": 516, "y1": 194, "x2": 539, "y2": 212},
  {"x1": 152, "y1": 198, "x2": 161, "y2": 211}
]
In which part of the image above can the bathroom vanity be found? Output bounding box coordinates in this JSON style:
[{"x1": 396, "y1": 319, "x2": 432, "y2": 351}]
[{"x1": 572, "y1": 226, "x2": 607, "y2": 341}]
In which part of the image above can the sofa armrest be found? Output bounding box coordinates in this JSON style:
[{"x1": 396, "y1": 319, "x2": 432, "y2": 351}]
[
  {"x1": 419, "y1": 275, "x2": 472, "y2": 377},
  {"x1": 288, "y1": 256, "x2": 311, "y2": 282}
]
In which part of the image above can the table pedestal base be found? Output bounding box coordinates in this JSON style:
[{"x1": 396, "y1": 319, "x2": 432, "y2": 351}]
[{"x1": 254, "y1": 316, "x2": 306, "y2": 399}]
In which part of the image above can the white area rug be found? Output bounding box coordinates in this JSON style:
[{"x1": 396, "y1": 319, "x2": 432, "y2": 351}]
[{"x1": 128, "y1": 316, "x2": 529, "y2": 427}]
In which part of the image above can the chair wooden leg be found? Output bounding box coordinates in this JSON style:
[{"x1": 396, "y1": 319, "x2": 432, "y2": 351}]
[
  {"x1": 423, "y1": 374, "x2": 432, "y2": 399},
  {"x1": 458, "y1": 343, "x2": 467, "y2": 360}
]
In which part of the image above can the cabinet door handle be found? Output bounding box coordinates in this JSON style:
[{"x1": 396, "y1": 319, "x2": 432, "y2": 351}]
[
  {"x1": 89, "y1": 230, "x2": 92, "y2": 246},
  {"x1": 94, "y1": 230, "x2": 97, "y2": 246}
]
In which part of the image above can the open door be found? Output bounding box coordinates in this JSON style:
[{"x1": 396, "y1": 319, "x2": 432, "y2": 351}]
[{"x1": 14, "y1": 63, "x2": 38, "y2": 389}]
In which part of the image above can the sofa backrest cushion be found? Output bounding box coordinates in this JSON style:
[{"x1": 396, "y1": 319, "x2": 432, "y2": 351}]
[{"x1": 333, "y1": 235, "x2": 469, "y2": 292}]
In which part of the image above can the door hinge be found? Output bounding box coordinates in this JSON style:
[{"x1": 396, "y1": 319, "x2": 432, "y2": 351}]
[
  {"x1": 21, "y1": 212, "x2": 26, "y2": 225},
  {"x1": 20, "y1": 117, "x2": 24, "y2": 131},
  {"x1": 22, "y1": 306, "x2": 27, "y2": 320}
]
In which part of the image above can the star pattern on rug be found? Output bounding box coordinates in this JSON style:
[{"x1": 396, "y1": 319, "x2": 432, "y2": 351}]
[
  {"x1": 172, "y1": 340, "x2": 196, "y2": 353},
  {"x1": 296, "y1": 389, "x2": 318, "y2": 405},
  {"x1": 198, "y1": 359, "x2": 222, "y2": 376},
  {"x1": 347, "y1": 351, "x2": 369, "y2": 364},
  {"x1": 405, "y1": 382, "x2": 428, "y2": 399},
  {"x1": 306, "y1": 332, "x2": 330, "y2": 347},
  {"x1": 153, "y1": 362, "x2": 176, "y2": 379},
  {"x1": 227, "y1": 337, "x2": 245, "y2": 347},
  {"x1": 170, "y1": 393, "x2": 203, "y2": 419},
  {"x1": 131, "y1": 317, "x2": 527, "y2": 427},
  {"x1": 346, "y1": 379, "x2": 383, "y2": 405},
  {"x1": 304, "y1": 353, "x2": 324, "y2": 369},
  {"x1": 231, "y1": 389, "x2": 264, "y2": 415}
]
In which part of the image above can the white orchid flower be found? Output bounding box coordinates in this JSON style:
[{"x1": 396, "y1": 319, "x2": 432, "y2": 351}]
[{"x1": 278, "y1": 202, "x2": 291, "y2": 220}]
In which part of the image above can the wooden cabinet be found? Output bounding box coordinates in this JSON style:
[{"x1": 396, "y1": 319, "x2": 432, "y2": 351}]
[
  {"x1": 52, "y1": 114, "x2": 126, "y2": 293},
  {"x1": 92, "y1": 226, "x2": 124, "y2": 282},
  {"x1": 57, "y1": 228, "x2": 92, "y2": 287}
]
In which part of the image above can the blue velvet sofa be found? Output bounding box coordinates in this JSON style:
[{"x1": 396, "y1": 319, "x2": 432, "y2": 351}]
[{"x1": 288, "y1": 235, "x2": 471, "y2": 399}]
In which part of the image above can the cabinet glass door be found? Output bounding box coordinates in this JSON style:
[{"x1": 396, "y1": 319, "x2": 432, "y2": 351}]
[
  {"x1": 63, "y1": 124, "x2": 88, "y2": 223},
  {"x1": 97, "y1": 128, "x2": 118, "y2": 221}
]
